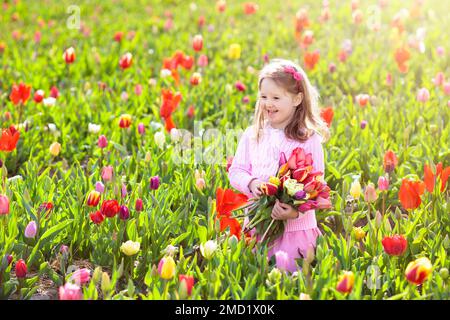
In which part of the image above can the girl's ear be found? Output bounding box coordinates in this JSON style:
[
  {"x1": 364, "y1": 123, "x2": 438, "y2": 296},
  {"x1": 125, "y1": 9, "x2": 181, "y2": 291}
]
[{"x1": 293, "y1": 92, "x2": 303, "y2": 106}]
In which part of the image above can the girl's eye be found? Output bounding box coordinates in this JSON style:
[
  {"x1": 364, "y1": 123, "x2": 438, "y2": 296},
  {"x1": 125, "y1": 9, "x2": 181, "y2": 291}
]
[
  {"x1": 274, "y1": 97, "x2": 279, "y2": 100},
  {"x1": 261, "y1": 96, "x2": 267, "y2": 99}
]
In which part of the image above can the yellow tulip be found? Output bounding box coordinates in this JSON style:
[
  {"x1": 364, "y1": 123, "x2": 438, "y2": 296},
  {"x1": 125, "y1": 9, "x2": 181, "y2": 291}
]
[
  {"x1": 405, "y1": 257, "x2": 432, "y2": 285},
  {"x1": 228, "y1": 43, "x2": 241, "y2": 60},
  {"x1": 120, "y1": 240, "x2": 140, "y2": 256},
  {"x1": 350, "y1": 179, "x2": 362, "y2": 199},
  {"x1": 268, "y1": 176, "x2": 281, "y2": 187},
  {"x1": 158, "y1": 256, "x2": 176, "y2": 280},
  {"x1": 49, "y1": 142, "x2": 61, "y2": 156},
  {"x1": 353, "y1": 227, "x2": 366, "y2": 240}
]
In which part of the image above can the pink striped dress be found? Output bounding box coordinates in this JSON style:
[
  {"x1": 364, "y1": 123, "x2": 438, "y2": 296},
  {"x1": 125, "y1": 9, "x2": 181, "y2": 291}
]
[{"x1": 228, "y1": 122, "x2": 325, "y2": 272}]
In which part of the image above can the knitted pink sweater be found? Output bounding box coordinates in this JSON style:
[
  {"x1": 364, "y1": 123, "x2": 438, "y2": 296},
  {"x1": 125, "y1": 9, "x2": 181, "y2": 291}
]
[{"x1": 228, "y1": 123, "x2": 325, "y2": 232}]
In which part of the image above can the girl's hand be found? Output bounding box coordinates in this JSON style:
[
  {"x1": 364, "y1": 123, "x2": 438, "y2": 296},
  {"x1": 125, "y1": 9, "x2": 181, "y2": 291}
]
[
  {"x1": 271, "y1": 199, "x2": 299, "y2": 220},
  {"x1": 248, "y1": 179, "x2": 263, "y2": 198}
]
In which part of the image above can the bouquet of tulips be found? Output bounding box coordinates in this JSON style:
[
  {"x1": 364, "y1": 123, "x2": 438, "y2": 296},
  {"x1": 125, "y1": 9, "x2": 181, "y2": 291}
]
[{"x1": 242, "y1": 147, "x2": 332, "y2": 244}]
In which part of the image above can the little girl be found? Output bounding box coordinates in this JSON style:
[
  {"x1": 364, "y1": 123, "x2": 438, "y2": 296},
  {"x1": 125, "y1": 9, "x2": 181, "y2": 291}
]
[{"x1": 228, "y1": 58, "x2": 330, "y2": 272}]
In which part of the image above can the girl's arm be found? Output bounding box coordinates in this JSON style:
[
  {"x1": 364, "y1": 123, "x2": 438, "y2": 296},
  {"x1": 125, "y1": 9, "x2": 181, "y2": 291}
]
[{"x1": 228, "y1": 129, "x2": 256, "y2": 197}]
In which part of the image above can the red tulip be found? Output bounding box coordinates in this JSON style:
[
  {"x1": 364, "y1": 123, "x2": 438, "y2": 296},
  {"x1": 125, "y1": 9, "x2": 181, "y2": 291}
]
[
  {"x1": 135, "y1": 198, "x2": 143, "y2": 212},
  {"x1": 287, "y1": 148, "x2": 313, "y2": 170},
  {"x1": 15, "y1": 259, "x2": 27, "y2": 278},
  {"x1": 235, "y1": 81, "x2": 246, "y2": 92},
  {"x1": 119, "y1": 52, "x2": 133, "y2": 70},
  {"x1": 100, "y1": 200, "x2": 120, "y2": 218},
  {"x1": 119, "y1": 114, "x2": 132, "y2": 128},
  {"x1": 424, "y1": 162, "x2": 450, "y2": 193},
  {"x1": 243, "y1": 2, "x2": 258, "y2": 15},
  {"x1": 89, "y1": 210, "x2": 105, "y2": 224},
  {"x1": 9, "y1": 82, "x2": 31, "y2": 105},
  {"x1": 399, "y1": 178, "x2": 425, "y2": 210},
  {"x1": 320, "y1": 107, "x2": 334, "y2": 128},
  {"x1": 181, "y1": 55, "x2": 194, "y2": 70},
  {"x1": 179, "y1": 275, "x2": 195, "y2": 296},
  {"x1": 63, "y1": 47, "x2": 75, "y2": 64},
  {"x1": 192, "y1": 35, "x2": 203, "y2": 52},
  {"x1": 50, "y1": 86, "x2": 59, "y2": 99},
  {"x1": 215, "y1": 188, "x2": 248, "y2": 217},
  {"x1": 218, "y1": 216, "x2": 242, "y2": 240},
  {"x1": 113, "y1": 31, "x2": 124, "y2": 42},
  {"x1": 383, "y1": 150, "x2": 398, "y2": 173},
  {"x1": 34, "y1": 90, "x2": 45, "y2": 103},
  {"x1": 0, "y1": 125, "x2": 20, "y2": 152},
  {"x1": 382, "y1": 235, "x2": 407, "y2": 256},
  {"x1": 187, "y1": 105, "x2": 195, "y2": 119}
]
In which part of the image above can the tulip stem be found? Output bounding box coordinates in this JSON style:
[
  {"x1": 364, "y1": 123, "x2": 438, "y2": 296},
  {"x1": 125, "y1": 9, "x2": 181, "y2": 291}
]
[
  {"x1": 163, "y1": 279, "x2": 169, "y2": 300},
  {"x1": 260, "y1": 218, "x2": 275, "y2": 243}
]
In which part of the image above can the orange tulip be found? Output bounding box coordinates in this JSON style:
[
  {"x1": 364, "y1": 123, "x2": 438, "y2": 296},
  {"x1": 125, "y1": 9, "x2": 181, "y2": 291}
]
[
  {"x1": 0, "y1": 126, "x2": 20, "y2": 152},
  {"x1": 394, "y1": 47, "x2": 410, "y2": 74},
  {"x1": 303, "y1": 50, "x2": 320, "y2": 70},
  {"x1": 243, "y1": 2, "x2": 258, "y2": 15},
  {"x1": 399, "y1": 178, "x2": 425, "y2": 210},
  {"x1": 320, "y1": 107, "x2": 334, "y2": 128},
  {"x1": 405, "y1": 257, "x2": 432, "y2": 285},
  {"x1": 424, "y1": 162, "x2": 450, "y2": 193},
  {"x1": 160, "y1": 89, "x2": 182, "y2": 132},
  {"x1": 10, "y1": 82, "x2": 31, "y2": 105},
  {"x1": 383, "y1": 150, "x2": 398, "y2": 173}
]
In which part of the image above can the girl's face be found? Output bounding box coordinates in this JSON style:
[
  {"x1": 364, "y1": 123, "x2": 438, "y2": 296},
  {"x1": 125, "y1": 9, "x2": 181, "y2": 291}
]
[{"x1": 259, "y1": 78, "x2": 303, "y2": 129}]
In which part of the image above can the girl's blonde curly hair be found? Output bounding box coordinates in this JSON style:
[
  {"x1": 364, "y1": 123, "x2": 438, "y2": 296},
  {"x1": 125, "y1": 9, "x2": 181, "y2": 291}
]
[{"x1": 253, "y1": 58, "x2": 330, "y2": 143}]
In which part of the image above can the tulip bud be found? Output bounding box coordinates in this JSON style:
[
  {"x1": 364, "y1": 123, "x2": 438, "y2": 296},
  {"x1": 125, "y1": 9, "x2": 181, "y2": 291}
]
[
  {"x1": 49, "y1": 142, "x2": 61, "y2": 156},
  {"x1": 119, "y1": 205, "x2": 130, "y2": 220},
  {"x1": 187, "y1": 105, "x2": 195, "y2": 118},
  {"x1": 377, "y1": 176, "x2": 389, "y2": 191},
  {"x1": 192, "y1": 34, "x2": 203, "y2": 52},
  {"x1": 197, "y1": 54, "x2": 208, "y2": 67},
  {"x1": 364, "y1": 183, "x2": 378, "y2": 203},
  {"x1": 98, "y1": 135, "x2": 108, "y2": 148},
  {"x1": 349, "y1": 179, "x2": 362, "y2": 199},
  {"x1": 0, "y1": 194, "x2": 10, "y2": 215},
  {"x1": 50, "y1": 86, "x2": 59, "y2": 99},
  {"x1": 328, "y1": 63, "x2": 336, "y2": 73},
  {"x1": 190, "y1": 73, "x2": 202, "y2": 86},
  {"x1": 195, "y1": 178, "x2": 206, "y2": 190},
  {"x1": 228, "y1": 43, "x2": 241, "y2": 60},
  {"x1": 101, "y1": 272, "x2": 111, "y2": 295},
  {"x1": 145, "y1": 151, "x2": 152, "y2": 162},
  {"x1": 63, "y1": 47, "x2": 75, "y2": 64},
  {"x1": 24, "y1": 221, "x2": 37, "y2": 238},
  {"x1": 95, "y1": 181, "x2": 105, "y2": 193},
  {"x1": 267, "y1": 268, "x2": 282, "y2": 284},
  {"x1": 70, "y1": 268, "x2": 91, "y2": 286},
  {"x1": 200, "y1": 240, "x2": 218, "y2": 260},
  {"x1": 134, "y1": 84, "x2": 143, "y2": 96},
  {"x1": 353, "y1": 226, "x2": 366, "y2": 240},
  {"x1": 416, "y1": 88, "x2": 430, "y2": 103},
  {"x1": 120, "y1": 240, "x2": 140, "y2": 256},
  {"x1": 135, "y1": 198, "x2": 143, "y2": 212},
  {"x1": 15, "y1": 259, "x2": 27, "y2": 278},
  {"x1": 150, "y1": 176, "x2": 160, "y2": 190},
  {"x1": 121, "y1": 183, "x2": 127, "y2": 198},
  {"x1": 360, "y1": 120, "x2": 367, "y2": 129},
  {"x1": 92, "y1": 266, "x2": 102, "y2": 284},
  {"x1": 138, "y1": 123, "x2": 145, "y2": 135},
  {"x1": 154, "y1": 131, "x2": 165, "y2": 149},
  {"x1": 158, "y1": 256, "x2": 176, "y2": 280},
  {"x1": 375, "y1": 210, "x2": 382, "y2": 229},
  {"x1": 119, "y1": 52, "x2": 133, "y2": 70},
  {"x1": 101, "y1": 166, "x2": 114, "y2": 182},
  {"x1": 439, "y1": 268, "x2": 449, "y2": 280},
  {"x1": 60, "y1": 245, "x2": 69, "y2": 255},
  {"x1": 178, "y1": 274, "x2": 194, "y2": 298}
]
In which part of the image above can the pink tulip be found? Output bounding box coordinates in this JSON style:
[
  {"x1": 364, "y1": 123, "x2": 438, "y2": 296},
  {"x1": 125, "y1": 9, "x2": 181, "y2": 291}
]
[
  {"x1": 135, "y1": 198, "x2": 143, "y2": 212},
  {"x1": 134, "y1": 84, "x2": 143, "y2": 96},
  {"x1": 416, "y1": 88, "x2": 430, "y2": 102},
  {"x1": 433, "y1": 72, "x2": 445, "y2": 87},
  {"x1": 275, "y1": 251, "x2": 289, "y2": 271},
  {"x1": 138, "y1": 123, "x2": 145, "y2": 135},
  {"x1": 24, "y1": 221, "x2": 37, "y2": 238},
  {"x1": 386, "y1": 73, "x2": 392, "y2": 86},
  {"x1": 98, "y1": 135, "x2": 108, "y2": 148},
  {"x1": 196, "y1": 178, "x2": 206, "y2": 190},
  {"x1": 121, "y1": 183, "x2": 127, "y2": 198},
  {"x1": 102, "y1": 166, "x2": 114, "y2": 181},
  {"x1": 316, "y1": 196, "x2": 332, "y2": 209},
  {"x1": 70, "y1": 268, "x2": 91, "y2": 285},
  {"x1": 364, "y1": 183, "x2": 378, "y2": 203},
  {"x1": 444, "y1": 82, "x2": 450, "y2": 96},
  {"x1": 95, "y1": 181, "x2": 105, "y2": 193},
  {"x1": 378, "y1": 176, "x2": 389, "y2": 191},
  {"x1": 299, "y1": 201, "x2": 318, "y2": 212},
  {"x1": 0, "y1": 195, "x2": 10, "y2": 215},
  {"x1": 197, "y1": 54, "x2": 208, "y2": 67},
  {"x1": 328, "y1": 63, "x2": 336, "y2": 73},
  {"x1": 59, "y1": 282, "x2": 83, "y2": 300},
  {"x1": 436, "y1": 46, "x2": 445, "y2": 56}
]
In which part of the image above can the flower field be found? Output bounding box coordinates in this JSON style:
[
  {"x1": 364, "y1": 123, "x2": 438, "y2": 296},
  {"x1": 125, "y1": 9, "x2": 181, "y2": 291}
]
[{"x1": 0, "y1": 0, "x2": 449, "y2": 300}]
